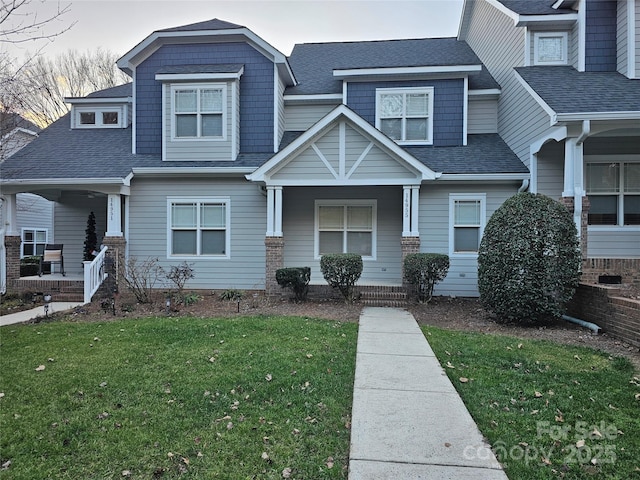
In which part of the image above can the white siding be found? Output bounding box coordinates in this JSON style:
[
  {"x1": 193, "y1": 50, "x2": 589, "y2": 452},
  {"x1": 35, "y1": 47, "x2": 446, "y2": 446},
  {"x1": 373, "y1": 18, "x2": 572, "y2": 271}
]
[
  {"x1": 618, "y1": 0, "x2": 629, "y2": 75},
  {"x1": 284, "y1": 104, "x2": 335, "y2": 131},
  {"x1": 420, "y1": 183, "x2": 521, "y2": 297},
  {"x1": 277, "y1": 74, "x2": 286, "y2": 150},
  {"x1": 588, "y1": 229, "x2": 640, "y2": 258},
  {"x1": 467, "y1": 97, "x2": 498, "y2": 133},
  {"x1": 127, "y1": 177, "x2": 267, "y2": 290},
  {"x1": 536, "y1": 140, "x2": 564, "y2": 198},
  {"x1": 282, "y1": 186, "x2": 403, "y2": 285}
]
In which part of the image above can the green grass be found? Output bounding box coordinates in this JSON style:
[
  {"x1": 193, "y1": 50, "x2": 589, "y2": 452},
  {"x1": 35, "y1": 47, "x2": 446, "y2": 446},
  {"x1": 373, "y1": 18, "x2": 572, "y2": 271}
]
[
  {"x1": 0, "y1": 316, "x2": 357, "y2": 479},
  {"x1": 424, "y1": 327, "x2": 640, "y2": 480}
]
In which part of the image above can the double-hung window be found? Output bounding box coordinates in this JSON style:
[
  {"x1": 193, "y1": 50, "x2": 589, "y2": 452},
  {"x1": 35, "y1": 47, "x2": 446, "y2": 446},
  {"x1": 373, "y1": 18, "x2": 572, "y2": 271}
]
[
  {"x1": 587, "y1": 162, "x2": 640, "y2": 226},
  {"x1": 172, "y1": 85, "x2": 224, "y2": 139},
  {"x1": 169, "y1": 198, "x2": 229, "y2": 257},
  {"x1": 316, "y1": 201, "x2": 376, "y2": 258},
  {"x1": 21, "y1": 228, "x2": 48, "y2": 257},
  {"x1": 376, "y1": 87, "x2": 434, "y2": 144},
  {"x1": 450, "y1": 194, "x2": 486, "y2": 254}
]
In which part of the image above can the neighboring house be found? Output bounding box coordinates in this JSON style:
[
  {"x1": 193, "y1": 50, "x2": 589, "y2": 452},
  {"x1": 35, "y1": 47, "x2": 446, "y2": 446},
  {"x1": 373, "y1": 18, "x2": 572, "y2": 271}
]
[
  {"x1": 1, "y1": 1, "x2": 638, "y2": 300},
  {"x1": 1, "y1": 113, "x2": 52, "y2": 293}
]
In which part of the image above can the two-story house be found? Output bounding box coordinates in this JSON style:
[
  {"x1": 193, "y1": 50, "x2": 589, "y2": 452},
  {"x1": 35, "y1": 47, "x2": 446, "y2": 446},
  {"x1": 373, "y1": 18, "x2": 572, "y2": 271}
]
[
  {"x1": 459, "y1": 0, "x2": 640, "y2": 285},
  {"x1": 2, "y1": 1, "x2": 637, "y2": 302}
]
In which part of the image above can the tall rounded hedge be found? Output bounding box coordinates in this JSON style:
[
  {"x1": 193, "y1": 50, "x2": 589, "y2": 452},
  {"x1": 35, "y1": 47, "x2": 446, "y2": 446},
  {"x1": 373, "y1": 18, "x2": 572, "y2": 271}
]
[{"x1": 478, "y1": 192, "x2": 581, "y2": 324}]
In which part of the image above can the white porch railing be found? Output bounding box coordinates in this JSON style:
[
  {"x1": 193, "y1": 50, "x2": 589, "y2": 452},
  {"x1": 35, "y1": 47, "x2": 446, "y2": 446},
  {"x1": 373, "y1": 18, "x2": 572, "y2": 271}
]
[{"x1": 83, "y1": 246, "x2": 108, "y2": 303}]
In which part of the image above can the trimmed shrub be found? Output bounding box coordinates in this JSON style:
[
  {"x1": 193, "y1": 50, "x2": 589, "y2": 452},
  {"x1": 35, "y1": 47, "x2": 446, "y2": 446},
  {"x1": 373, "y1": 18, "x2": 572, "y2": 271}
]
[
  {"x1": 478, "y1": 192, "x2": 581, "y2": 324},
  {"x1": 320, "y1": 254, "x2": 363, "y2": 303},
  {"x1": 404, "y1": 253, "x2": 450, "y2": 303},
  {"x1": 276, "y1": 267, "x2": 311, "y2": 302},
  {"x1": 20, "y1": 256, "x2": 41, "y2": 277}
]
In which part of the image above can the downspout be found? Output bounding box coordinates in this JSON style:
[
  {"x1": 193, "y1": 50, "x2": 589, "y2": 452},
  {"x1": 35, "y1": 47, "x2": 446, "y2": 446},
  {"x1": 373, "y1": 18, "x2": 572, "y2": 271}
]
[
  {"x1": 561, "y1": 314, "x2": 601, "y2": 333},
  {"x1": 573, "y1": 120, "x2": 590, "y2": 231},
  {"x1": 518, "y1": 179, "x2": 530, "y2": 193}
]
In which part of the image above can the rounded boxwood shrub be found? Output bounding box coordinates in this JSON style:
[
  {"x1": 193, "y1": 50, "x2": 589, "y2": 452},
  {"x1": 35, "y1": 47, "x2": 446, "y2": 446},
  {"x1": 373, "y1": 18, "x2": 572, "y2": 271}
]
[
  {"x1": 320, "y1": 253, "x2": 362, "y2": 303},
  {"x1": 478, "y1": 192, "x2": 581, "y2": 324},
  {"x1": 404, "y1": 253, "x2": 450, "y2": 303},
  {"x1": 275, "y1": 267, "x2": 311, "y2": 302}
]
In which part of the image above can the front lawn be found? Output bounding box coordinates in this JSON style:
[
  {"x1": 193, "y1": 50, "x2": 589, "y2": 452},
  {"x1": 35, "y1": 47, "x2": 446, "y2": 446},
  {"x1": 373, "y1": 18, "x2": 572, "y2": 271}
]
[
  {"x1": 0, "y1": 316, "x2": 357, "y2": 479},
  {"x1": 425, "y1": 327, "x2": 640, "y2": 480}
]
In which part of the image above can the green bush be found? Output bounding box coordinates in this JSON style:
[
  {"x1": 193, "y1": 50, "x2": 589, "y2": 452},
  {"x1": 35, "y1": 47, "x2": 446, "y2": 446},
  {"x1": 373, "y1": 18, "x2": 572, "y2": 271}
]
[
  {"x1": 275, "y1": 267, "x2": 311, "y2": 302},
  {"x1": 478, "y1": 192, "x2": 581, "y2": 324},
  {"x1": 20, "y1": 256, "x2": 42, "y2": 277},
  {"x1": 403, "y1": 253, "x2": 450, "y2": 303},
  {"x1": 320, "y1": 254, "x2": 362, "y2": 303}
]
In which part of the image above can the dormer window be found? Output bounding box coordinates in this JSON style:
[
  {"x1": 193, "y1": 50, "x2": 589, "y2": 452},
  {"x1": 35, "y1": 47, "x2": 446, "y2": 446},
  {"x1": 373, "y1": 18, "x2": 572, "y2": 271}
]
[
  {"x1": 534, "y1": 32, "x2": 568, "y2": 65},
  {"x1": 171, "y1": 84, "x2": 225, "y2": 140},
  {"x1": 73, "y1": 106, "x2": 125, "y2": 128},
  {"x1": 376, "y1": 87, "x2": 434, "y2": 145}
]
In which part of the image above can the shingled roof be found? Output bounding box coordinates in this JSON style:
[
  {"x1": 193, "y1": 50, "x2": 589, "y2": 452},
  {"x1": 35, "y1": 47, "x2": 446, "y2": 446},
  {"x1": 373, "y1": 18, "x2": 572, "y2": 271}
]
[
  {"x1": 516, "y1": 66, "x2": 640, "y2": 114},
  {"x1": 156, "y1": 18, "x2": 244, "y2": 33},
  {"x1": 286, "y1": 37, "x2": 499, "y2": 95},
  {"x1": 495, "y1": 0, "x2": 574, "y2": 15}
]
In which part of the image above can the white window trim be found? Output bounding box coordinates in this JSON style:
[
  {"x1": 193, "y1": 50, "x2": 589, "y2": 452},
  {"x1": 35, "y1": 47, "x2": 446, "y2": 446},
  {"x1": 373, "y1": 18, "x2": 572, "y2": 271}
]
[
  {"x1": 375, "y1": 86, "x2": 434, "y2": 146},
  {"x1": 449, "y1": 193, "x2": 486, "y2": 257},
  {"x1": 533, "y1": 32, "x2": 568, "y2": 65},
  {"x1": 314, "y1": 199, "x2": 377, "y2": 260},
  {"x1": 167, "y1": 197, "x2": 231, "y2": 260},
  {"x1": 21, "y1": 227, "x2": 48, "y2": 258},
  {"x1": 170, "y1": 83, "x2": 227, "y2": 142},
  {"x1": 72, "y1": 106, "x2": 125, "y2": 128}
]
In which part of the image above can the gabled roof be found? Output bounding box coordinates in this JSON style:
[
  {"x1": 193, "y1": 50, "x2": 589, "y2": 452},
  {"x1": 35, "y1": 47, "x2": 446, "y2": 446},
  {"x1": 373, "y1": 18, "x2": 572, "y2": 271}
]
[
  {"x1": 87, "y1": 83, "x2": 132, "y2": 98},
  {"x1": 0, "y1": 112, "x2": 40, "y2": 135},
  {"x1": 495, "y1": 0, "x2": 571, "y2": 15},
  {"x1": 286, "y1": 37, "x2": 498, "y2": 95},
  {"x1": 515, "y1": 66, "x2": 640, "y2": 122},
  {"x1": 156, "y1": 18, "x2": 244, "y2": 32}
]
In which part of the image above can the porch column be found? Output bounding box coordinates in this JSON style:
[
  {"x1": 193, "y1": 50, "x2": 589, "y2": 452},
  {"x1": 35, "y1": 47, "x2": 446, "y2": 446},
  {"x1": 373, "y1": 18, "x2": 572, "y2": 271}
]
[
  {"x1": 266, "y1": 186, "x2": 283, "y2": 236},
  {"x1": 2, "y1": 194, "x2": 20, "y2": 287},
  {"x1": 401, "y1": 185, "x2": 421, "y2": 288},
  {"x1": 106, "y1": 194, "x2": 122, "y2": 236},
  {"x1": 102, "y1": 194, "x2": 126, "y2": 289},
  {"x1": 265, "y1": 186, "x2": 284, "y2": 296}
]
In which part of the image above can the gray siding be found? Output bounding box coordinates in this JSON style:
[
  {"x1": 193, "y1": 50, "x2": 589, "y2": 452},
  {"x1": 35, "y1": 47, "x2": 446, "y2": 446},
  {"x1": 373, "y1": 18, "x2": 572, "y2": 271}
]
[
  {"x1": 284, "y1": 104, "x2": 335, "y2": 131},
  {"x1": 17, "y1": 193, "x2": 54, "y2": 237},
  {"x1": 467, "y1": 97, "x2": 498, "y2": 133},
  {"x1": 53, "y1": 194, "x2": 107, "y2": 275},
  {"x1": 163, "y1": 82, "x2": 235, "y2": 161},
  {"x1": 420, "y1": 183, "x2": 521, "y2": 297},
  {"x1": 277, "y1": 73, "x2": 286, "y2": 150},
  {"x1": 636, "y1": 0, "x2": 640, "y2": 78},
  {"x1": 536, "y1": 140, "x2": 564, "y2": 197},
  {"x1": 618, "y1": 0, "x2": 629, "y2": 75},
  {"x1": 282, "y1": 186, "x2": 403, "y2": 284},
  {"x1": 588, "y1": 229, "x2": 640, "y2": 257},
  {"x1": 127, "y1": 177, "x2": 267, "y2": 290}
]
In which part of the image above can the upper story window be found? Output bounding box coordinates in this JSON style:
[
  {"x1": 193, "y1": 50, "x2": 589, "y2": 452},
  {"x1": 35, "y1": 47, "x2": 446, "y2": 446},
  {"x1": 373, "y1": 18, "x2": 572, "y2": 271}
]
[
  {"x1": 74, "y1": 106, "x2": 124, "y2": 128},
  {"x1": 449, "y1": 194, "x2": 486, "y2": 255},
  {"x1": 534, "y1": 32, "x2": 568, "y2": 65},
  {"x1": 376, "y1": 87, "x2": 434, "y2": 145},
  {"x1": 587, "y1": 162, "x2": 640, "y2": 226},
  {"x1": 171, "y1": 85, "x2": 225, "y2": 140}
]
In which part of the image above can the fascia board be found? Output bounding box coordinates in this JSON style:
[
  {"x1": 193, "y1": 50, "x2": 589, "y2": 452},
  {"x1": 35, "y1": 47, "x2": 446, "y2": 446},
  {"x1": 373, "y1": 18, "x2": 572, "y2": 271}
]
[
  {"x1": 556, "y1": 111, "x2": 640, "y2": 122},
  {"x1": 436, "y1": 173, "x2": 530, "y2": 181},
  {"x1": 516, "y1": 13, "x2": 578, "y2": 27},
  {"x1": 132, "y1": 167, "x2": 253, "y2": 175},
  {"x1": 64, "y1": 97, "x2": 132, "y2": 104},
  {"x1": 468, "y1": 88, "x2": 501, "y2": 96},
  {"x1": 333, "y1": 65, "x2": 482, "y2": 78},
  {"x1": 1, "y1": 177, "x2": 129, "y2": 186},
  {"x1": 283, "y1": 94, "x2": 343, "y2": 104},
  {"x1": 513, "y1": 70, "x2": 558, "y2": 125},
  {"x1": 154, "y1": 69, "x2": 244, "y2": 81}
]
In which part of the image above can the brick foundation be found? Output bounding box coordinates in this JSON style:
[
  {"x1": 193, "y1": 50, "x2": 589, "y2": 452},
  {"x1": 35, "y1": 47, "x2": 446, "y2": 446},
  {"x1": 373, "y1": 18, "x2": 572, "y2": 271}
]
[
  {"x1": 4, "y1": 235, "x2": 21, "y2": 284},
  {"x1": 568, "y1": 283, "x2": 640, "y2": 349},
  {"x1": 265, "y1": 236, "x2": 285, "y2": 296},
  {"x1": 101, "y1": 236, "x2": 126, "y2": 289},
  {"x1": 400, "y1": 236, "x2": 420, "y2": 290},
  {"x1": 581, "y1": 258, "x2": 640, "y2": 286}
]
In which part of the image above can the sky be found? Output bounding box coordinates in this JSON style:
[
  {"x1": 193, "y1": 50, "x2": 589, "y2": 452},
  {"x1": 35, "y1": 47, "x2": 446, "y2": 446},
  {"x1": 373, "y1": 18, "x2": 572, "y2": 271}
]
[{"x1": 5, "y1": 0, "x2": 465, "y2": 60}]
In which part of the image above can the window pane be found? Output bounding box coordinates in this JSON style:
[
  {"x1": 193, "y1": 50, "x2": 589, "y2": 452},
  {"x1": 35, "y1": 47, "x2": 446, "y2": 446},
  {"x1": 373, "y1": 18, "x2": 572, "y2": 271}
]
[
  {"x1": 406, "y1": 93, "x2": 428, "y2": 116},
  {"x1": 176, "y1": 115, "x2": 197, "y2": 137},
  {"x1": 347, "y1": 206, "x2": 372, "y2": 229},
  {"x1": 347, "y1": 232, "x2": 372, "y2": 256},
  {"x1": 624, "y1": 164, "x2": 640, "y2": 193},
  {"x1": 455, "y1": 201, "x2": 480, "y2": 225},
  {"x1": 175, "y1": 90, "x2": 197, "y2": 112},
  {"x1": 587, "y1": 163, "x2": 619, "y2": 193},
  {"x1": 380, "y1": 118, "x2": 402, "y2": 140},
  {"x1": 454, "y1": 227, "x2": 479, "y2": 252},
  {"x1": 172, "y1": 203, "x2": 197, "y2": 228},
  {"x1": 35, "y1": 244, "x2": 45, "y2": 255},
  {"x1": 35, "y1": 230, "x2": 47, "y2": 242},
  {"x1": 201, "y1": 89, "x2": 222, "y2": 112},
  {"x1": 23, "y1": 230, "x2": 34, "y2": 242},
  {"x1": 406, "y1": 118, "x2": 427, "y2": 141},
  {"x1": 23, "y1": 244, "x2": 34, "y2": 256},
  {"x1": 102, "y1": 112, "x2": 118, "y2": 125},
  {"x1": 80, "y1": 112, "x2": 95, "y2": 125},
  {"x1": 379, "y1": 93, "x2": 403, "y2": 117},
  {"x1": 319, "y1": 206, "x2": 344, "y2": 229},
  {"x1": 201, "y1": 114, "x2": 222, "y2": 137},
  {"x1": 624, "y1": 195, "x2": 640, "y2": 225},
  {"x1": 538, "y1": 36, "x2": 563, "y2": 62},
  {"x1": 319, "y1": 231, "x2": 343, "y2": 254},
  {"x1": 201, "y1": 204, "x2": 225, "y2": 228},
  {"x1": 202, "y1": 230, "x2": 226, "y2": 255},
  {"x1": 588, "y1": 195, "x2": 617, "y2": 225},
  {"x1": 172, "y1": 230, "x2": 197, "y2": 254}
]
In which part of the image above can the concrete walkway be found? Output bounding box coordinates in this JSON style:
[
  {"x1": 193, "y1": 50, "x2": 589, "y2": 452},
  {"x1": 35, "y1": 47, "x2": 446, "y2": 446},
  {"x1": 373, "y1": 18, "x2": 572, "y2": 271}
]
[
  {"x1": 0, "y1": 302, "x2": 84, "y2": 326},
  {"x1": 349, "y1": 307, "x2": 508, "y2": 479}
]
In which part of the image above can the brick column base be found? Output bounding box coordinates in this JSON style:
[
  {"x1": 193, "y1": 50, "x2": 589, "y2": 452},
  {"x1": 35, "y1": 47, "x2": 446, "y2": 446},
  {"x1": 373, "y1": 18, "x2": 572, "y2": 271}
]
[
  {"x1": 265, "y1": 236, "x2": 285, "y2": 296},
  {"x1": 401, "y1": 236, "x2": 420, "y2": 289},
  {"x1": 101, "y1": 236, "x2": 127, "y2": 290},
  {"x1": 4, "y1": 235, "x2": 21, "y2": 285}
]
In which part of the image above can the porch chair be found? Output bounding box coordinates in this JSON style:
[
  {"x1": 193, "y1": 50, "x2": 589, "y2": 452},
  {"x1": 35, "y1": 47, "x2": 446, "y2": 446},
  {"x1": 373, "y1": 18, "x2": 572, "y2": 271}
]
[{"x1": 39, "y1": 244, "x2": 65, "y2": 276}]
